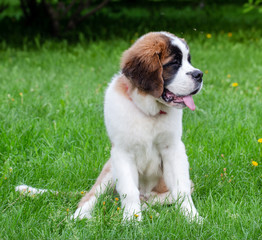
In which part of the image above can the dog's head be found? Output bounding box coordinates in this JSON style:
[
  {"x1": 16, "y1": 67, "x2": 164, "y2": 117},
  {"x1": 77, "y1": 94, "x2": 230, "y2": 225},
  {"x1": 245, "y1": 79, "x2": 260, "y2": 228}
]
[{"x1": 121, "y1": 32, "x2": 203, "y2": 111}]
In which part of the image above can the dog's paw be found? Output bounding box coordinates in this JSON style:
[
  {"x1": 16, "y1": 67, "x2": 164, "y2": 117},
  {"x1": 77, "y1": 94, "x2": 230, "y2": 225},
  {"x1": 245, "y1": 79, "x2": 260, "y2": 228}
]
[
  {"x1": 71, "y1": 207, "x2": 92, "y2": 220},
  {"x1": 190, "y1": 214, "x2": 204, "y2": 224},
  {"x1": 123, "y1": 210, "x2": 142, "y2": 222},
  {"x1": 184, "y1": 212, "x2": 204, "y2": 224}
]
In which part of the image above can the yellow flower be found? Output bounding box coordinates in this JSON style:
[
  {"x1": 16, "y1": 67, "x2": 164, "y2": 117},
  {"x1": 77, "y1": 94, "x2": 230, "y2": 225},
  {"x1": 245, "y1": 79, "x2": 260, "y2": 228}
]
[
  {"x1": 252, "y1": 161, "x2": 258, "y2": 167},
  {"x1": 232, "y1": 83, "x2": 238, "y2": 87},
  {"x1": 115, "y1": 197, "x2": 119, "y2": 202},
  {"x1": 19, "y1": 92, "x2": 23, "y2": 104},
  {"x1": 228, "y1": 32, "x2": 232, "y2": 37},
  {"x1": 206, "y1": 33, "x2": 212, "y2": 39},
  {"x1": 81, "y1": 191, "x2": 84, "y2": 194},
  {"x1": 117, "y1": 207, "x2": 120, "y2": 211},
  {"x1": 205, "y1": 70, "x2": 208, "y2": 74},
  {"x1": 258, "y1": 138, "x2": 262, "y2": 143},
  {"x1": 103, "y1": 201, "x2": 106, "y2": 205},
  {"x1": 227, "y1": 74, "x2": 231, "y2": 78},
  {"x1": 149, "y1": 215, "x2": 153, "y2": 219},
  {"x1": 66, "y1": 208, "x2": 69, "y2": 212},
  {"x1": 134, "y1": 214, "x2": 139, "y2": 218}
]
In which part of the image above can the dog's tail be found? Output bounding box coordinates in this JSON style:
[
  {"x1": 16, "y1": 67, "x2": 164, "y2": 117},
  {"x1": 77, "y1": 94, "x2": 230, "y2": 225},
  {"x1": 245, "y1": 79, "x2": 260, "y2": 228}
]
[
  {"x1": 15, "y1": 160, "x2": 114, "y2": 220},
  {"x1": 15, "y1": 184, "x2": 58, "y2": 195}
]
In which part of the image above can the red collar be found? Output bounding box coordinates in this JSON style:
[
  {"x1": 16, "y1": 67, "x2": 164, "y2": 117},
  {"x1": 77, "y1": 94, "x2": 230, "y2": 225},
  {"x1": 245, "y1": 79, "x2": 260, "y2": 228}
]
[{"x1": 159, "y1": 110, "x2": 167, "y2": 115}]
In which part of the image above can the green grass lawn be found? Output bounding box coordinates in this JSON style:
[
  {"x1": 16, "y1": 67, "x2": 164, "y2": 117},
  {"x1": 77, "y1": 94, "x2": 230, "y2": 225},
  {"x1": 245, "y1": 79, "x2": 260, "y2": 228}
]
[{"x1": 1, "y1": 4, "x2": 262, "y2": 240}]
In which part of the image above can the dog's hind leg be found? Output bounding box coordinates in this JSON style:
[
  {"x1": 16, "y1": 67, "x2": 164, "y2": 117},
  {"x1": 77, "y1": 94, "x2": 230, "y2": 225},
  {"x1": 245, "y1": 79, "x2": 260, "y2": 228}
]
[{"x1": 72, "y1": 159, "x2": 113, "y2": 220}]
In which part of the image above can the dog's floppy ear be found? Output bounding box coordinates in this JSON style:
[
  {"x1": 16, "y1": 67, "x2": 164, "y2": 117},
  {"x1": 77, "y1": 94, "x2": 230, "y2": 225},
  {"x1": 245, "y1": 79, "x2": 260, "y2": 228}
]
[{"x1": 121, "y1": 34, "x2": 167, "y2": 98}]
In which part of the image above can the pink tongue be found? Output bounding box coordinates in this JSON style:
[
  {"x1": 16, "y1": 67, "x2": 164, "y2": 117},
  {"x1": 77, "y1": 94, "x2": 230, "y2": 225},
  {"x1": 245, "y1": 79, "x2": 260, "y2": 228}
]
[{"x1": 183, "y1": 95, "x2": 196, "y2": 111}]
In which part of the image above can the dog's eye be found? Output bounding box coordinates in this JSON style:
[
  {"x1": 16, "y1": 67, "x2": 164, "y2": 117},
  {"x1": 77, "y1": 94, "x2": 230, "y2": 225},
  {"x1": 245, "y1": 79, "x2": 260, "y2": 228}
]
[
  {"x1": 163, "y1": 59, "x2": 180, "y2": 68},
  {"x1": 171, "y1": 59, "x2": 180, "y2": 65}
]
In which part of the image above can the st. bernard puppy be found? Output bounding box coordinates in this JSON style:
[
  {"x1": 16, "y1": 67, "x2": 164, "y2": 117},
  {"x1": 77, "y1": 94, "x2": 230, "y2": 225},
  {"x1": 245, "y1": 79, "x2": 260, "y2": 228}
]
[{"x1": 73, "y1": 31, "x2": 203, "y2": 222}]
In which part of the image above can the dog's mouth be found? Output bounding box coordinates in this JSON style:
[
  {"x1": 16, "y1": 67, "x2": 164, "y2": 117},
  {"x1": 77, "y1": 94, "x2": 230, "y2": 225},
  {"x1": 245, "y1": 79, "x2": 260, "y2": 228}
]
[{"x1": 161, "y1": 88, "x2": 199, "y2": 111}]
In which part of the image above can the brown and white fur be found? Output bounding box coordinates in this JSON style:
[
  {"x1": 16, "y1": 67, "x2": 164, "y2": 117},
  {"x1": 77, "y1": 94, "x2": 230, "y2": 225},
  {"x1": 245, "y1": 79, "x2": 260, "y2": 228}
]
[
  {"x1": 73, "y1": 31, "x2": 203, "y2": 221},
  {"x1": 16, "y1": 31, "x2": 203, "y2": 222}
]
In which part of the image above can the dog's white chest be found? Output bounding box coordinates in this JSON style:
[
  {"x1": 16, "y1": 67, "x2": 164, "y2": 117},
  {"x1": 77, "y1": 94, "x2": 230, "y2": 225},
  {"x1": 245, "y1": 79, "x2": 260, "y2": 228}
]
[{"x1": 133, "y1": 140, "x2": 162, "y2": 177}]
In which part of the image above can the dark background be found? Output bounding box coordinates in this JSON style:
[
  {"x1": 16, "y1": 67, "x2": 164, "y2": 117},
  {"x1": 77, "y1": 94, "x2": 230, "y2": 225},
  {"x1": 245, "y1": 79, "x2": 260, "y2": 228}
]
[{"x1": 0, "y1": 0, "x2": 261, "y2": 46}]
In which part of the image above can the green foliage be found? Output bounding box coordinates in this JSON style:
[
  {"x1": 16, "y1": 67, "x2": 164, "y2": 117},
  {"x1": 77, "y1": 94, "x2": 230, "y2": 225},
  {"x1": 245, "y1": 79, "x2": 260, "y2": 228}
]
[
  {"x1": 1, "y1": 3, "x2": 262, "y2": 44},
  {"x1": 243, "y1": 0, "x2": 262, "y2": 13},
  {"x1": 0, "y1": 4, "x2": 262, "y2": 240}
]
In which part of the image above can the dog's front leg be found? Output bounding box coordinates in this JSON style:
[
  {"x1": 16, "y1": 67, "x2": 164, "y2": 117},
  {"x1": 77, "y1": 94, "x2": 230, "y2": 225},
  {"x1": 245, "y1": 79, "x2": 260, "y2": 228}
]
[
  {"x1": 162, "y1": 141, "x2": 200, "y2": 221},
  {"x1": 111, "y1": 147, "x2": 141, "y2": 221}
]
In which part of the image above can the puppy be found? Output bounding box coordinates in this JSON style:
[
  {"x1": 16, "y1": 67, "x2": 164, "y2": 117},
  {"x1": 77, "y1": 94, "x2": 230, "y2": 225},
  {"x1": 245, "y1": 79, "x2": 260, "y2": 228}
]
[{"x1": 73, "y1": 31, "x2": 203, "y2": 222}]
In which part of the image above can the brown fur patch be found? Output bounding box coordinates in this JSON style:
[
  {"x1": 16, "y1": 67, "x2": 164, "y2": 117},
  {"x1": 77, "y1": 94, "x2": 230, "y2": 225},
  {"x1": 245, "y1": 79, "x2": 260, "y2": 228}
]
[
  {"x1": 152, "y1": 177, "x2": 169, "y2": 193},
  {"x1": 114, "y1": 75, "x2": 132, "y2": 100},
  {"x1": 121, "y1": 32, "x2": 172, "y2": 98},
  {"x1": 152, "y1": 177, "x2": 194, "y2": 194},
  {"x1": 162, "y1": 56, "x2": 174, "y2": 66}
]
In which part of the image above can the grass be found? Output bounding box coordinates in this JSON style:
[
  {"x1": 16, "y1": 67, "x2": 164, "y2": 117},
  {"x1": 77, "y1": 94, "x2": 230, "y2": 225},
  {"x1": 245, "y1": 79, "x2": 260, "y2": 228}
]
[{"x1": 1, "y1": 3, "x2": 262, "y2": 240}]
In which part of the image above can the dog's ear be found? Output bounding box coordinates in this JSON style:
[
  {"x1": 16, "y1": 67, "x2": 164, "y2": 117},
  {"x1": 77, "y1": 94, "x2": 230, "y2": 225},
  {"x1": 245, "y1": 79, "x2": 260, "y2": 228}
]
[{"x1": 121, "y1": 35, "x2": 167, "y2": 98}]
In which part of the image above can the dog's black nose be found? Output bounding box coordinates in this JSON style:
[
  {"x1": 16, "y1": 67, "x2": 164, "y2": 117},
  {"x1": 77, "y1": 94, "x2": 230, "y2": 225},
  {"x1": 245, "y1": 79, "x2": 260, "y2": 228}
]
[{"x1": 191, "y1": 70, "x2": 203, "y2": 83}]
